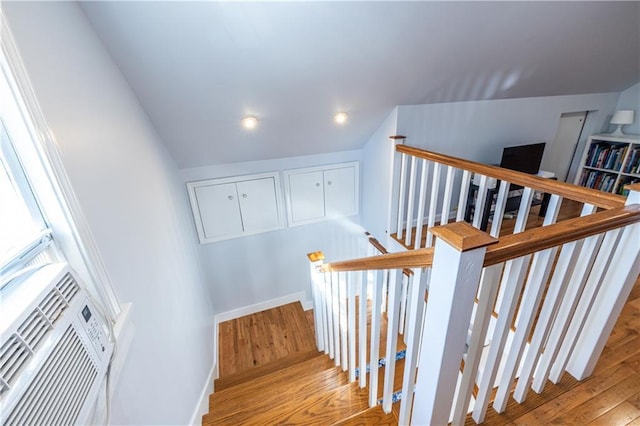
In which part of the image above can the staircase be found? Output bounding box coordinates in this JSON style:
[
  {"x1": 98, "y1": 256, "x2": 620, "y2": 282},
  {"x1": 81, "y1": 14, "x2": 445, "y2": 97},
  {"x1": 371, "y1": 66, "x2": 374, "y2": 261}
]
[
  {"x1": 204, "y1": 141, "x2": 640, "y2": 425},
  {"x1": 203, "y1": 302, "x2": 403, "y2": 425}
]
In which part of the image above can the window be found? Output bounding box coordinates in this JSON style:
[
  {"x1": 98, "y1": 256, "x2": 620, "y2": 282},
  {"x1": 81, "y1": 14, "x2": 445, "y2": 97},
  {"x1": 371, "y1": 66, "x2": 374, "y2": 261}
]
[
  {"x1": 1, "y1": 18, "x2": 119, "y2": 318},
  {"x1": 0, "y1": 121, "x2": 54, "y2": 283}
]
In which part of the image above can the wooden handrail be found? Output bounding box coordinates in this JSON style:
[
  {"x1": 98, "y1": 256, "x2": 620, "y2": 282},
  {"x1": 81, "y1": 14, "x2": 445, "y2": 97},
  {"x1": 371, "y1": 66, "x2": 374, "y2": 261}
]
[
  {"x1": 396, "y1": 144, "x2": 625, "y2": 209},
  {"x1": 483, "y1": 204, "x2": 640, "y2": 267},
  {"x1": 319, "y1": 205, "x2": 639, "y2": 273},
  {"x1": 365, "y1": 235, "x2": 413, "y2": 276},
  {"x1": 321, "y1": 248, "x2": 434, "y2": 272}
]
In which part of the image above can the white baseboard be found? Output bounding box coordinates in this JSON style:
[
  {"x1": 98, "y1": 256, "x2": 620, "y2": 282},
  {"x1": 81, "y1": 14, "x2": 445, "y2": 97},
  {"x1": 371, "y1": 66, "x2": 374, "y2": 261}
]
[
  {"x1": 189, "y1": 362, "x2": 215, "y2": 426},
  {"x1": 214, "y1": 292, "x2": 309, "y2": 323},
  {"x1": 301, "y1": 299, "x2": 314, "y2": 311}
]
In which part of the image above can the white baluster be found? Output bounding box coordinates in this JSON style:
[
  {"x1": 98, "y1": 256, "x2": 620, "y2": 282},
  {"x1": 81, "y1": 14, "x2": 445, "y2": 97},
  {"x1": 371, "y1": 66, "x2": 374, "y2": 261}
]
[
  {"x1": 414, "y1": 160, "x2": 430, "y2": 249},
  {"x1": 383, "y1": 269, "x2": 404, "y2": 413},
  {"x1": 425, "y1": 163, "x2": 442, "y2": 247},
  {"x1": 471, "y1": 175, "x2": 489, "y2": 229},
  {"x1": 550, "y1": 228, "x2": 622, "y2": 383},
  {"x1": 513, "y1": 203, "x2": 597, "y2": 403},
  {"x1": 456, "y1": 170, "x2": 472, "y2": 222},
  {"x1": 565, "y1": 189, "x2": 640, "y2": 380},
  {"x1": 492, "y1": 195, "x2": 562, "y2": 413},
  {"x1": 439, "y1": 166, "x2": 456, "y2": 226},
  {"x1": 489, "y1": 180, "x2": 510, "y2": 237},
  {"x1": 369, "y1": 269, "x2": 384, "y2": 407},
  {"x1": 308, "y1": 254, "x2": 325, "y2": 352},
  {"x1": 340, "y1": 272, "x2": 348, "y2": 370},
  {"x1": 566, "y1": 220, "x2": 640, "y2": 379},
  {"x1": 332, "y1": 271, "x2": 341, "y2": 366},
  {"x1": 473, "y1": 253, "x2": 531, "y2": 423},
  {"x1": 359, "y1": 269, "x2": 368, "y2": 388},
  {"x1": 450, "y1": 263, "x2": 503, "y2": 426},
  {"x1": 348, "y1": 271, "x2": 357, "y2": 382},
  {"x1": 325, "y1": 271, "x2": 334, "y2": 359},
  {"x1": 399, "y1": 273, "x2": 409, "y2": 336},
  {"x1": 412, "y1": 222, "x2": 496, "y2": 426},
  {"x1": 405, "y1": 156, "x2": 418, "y2": 246},
  {"x1": 398, "y1": 268, "x2": 429, "y2": 426},
  {"x1": 396, "y1": 153, "x2": 408, "y2": 240}
]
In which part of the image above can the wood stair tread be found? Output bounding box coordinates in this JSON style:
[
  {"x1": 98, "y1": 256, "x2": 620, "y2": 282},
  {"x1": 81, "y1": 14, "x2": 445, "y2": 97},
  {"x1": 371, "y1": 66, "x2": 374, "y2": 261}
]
[
  {"x1": 214, "y1": 348, "x2": 322, "y2": 391},
  {"x1": 332, "y1": 404, "x2": 399, "y2": 426},
  {"x1": 208, "y1": 362, "x2": 348, "y2": 421},
  {"x1": 210, "y1": 352, "x2": 336, "y2": 408},
  {"x1": 204, "y1": 381, "x2": 370, "y2": 426}
]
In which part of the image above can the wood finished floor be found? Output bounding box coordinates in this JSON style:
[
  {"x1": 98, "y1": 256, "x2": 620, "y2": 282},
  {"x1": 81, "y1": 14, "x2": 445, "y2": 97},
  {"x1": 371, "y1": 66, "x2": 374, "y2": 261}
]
[
  {"x1": 213, "y1": 278, "x2": 640, "y2": 425},
  {"x1": 217, "y1": 302, "x2": 316, "y2": 378}
]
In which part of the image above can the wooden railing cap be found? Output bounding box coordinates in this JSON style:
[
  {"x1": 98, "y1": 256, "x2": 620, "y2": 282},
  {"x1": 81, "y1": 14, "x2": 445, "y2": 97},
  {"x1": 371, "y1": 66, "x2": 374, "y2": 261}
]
[
  {"x1": 307, "y1": 251, "x2": 325, "y2": 262},
  {"x1": 430, "y1": 221, "x2": 498, "y2": 252}
]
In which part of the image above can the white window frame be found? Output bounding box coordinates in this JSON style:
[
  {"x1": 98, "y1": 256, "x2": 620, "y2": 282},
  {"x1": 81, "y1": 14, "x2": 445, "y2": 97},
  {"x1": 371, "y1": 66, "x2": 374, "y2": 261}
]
[{"x1": 1, "y1": 13, "x2": 120, "y2": 320}]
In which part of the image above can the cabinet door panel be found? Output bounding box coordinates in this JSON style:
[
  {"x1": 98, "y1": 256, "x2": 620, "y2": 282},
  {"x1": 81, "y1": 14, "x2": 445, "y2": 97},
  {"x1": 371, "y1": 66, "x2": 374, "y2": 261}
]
[
  {"x1": 289, "y1": 171, "x2": 325, "y2": 222},
  {"x1": 324, "y1": 166, "x2": 357, "y2": 217},
  {"x1": 194, "y1": 183, "x2": 242, "y2": 239},
  {"x1": 237, "y1": 178, "x2": 280, "y2": 232}
]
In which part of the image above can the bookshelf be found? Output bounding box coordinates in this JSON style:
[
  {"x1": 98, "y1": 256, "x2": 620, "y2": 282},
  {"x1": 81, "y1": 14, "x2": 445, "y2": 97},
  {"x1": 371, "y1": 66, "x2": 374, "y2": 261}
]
[{"x1": 575, "y1": 134, "x2": 640, "y2": 196}]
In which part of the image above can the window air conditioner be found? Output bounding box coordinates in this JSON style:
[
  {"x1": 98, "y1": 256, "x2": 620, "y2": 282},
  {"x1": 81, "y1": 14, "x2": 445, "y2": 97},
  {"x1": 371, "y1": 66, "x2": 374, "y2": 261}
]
[{"x1": 0, "y1": 263, "x2": 114, "y2": 425}]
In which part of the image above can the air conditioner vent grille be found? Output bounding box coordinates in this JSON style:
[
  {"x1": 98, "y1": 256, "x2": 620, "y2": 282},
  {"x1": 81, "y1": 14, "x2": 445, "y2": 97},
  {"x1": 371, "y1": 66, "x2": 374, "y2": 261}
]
[
  {"x1": 0, "y1": 336, "x2": 30, "y2": 395},
  {"x1": 16, "y1": 310, "x2": 50, "y2": 350},
  {"x1": 5, "y1": 325, "x2": 97, "y2": 426},
  {"x1": 0, "y1": 271, "x2": 80, "y2": 396},
  {"x1": 56, "y1": 273, "x2": 80, "y2": 304}
]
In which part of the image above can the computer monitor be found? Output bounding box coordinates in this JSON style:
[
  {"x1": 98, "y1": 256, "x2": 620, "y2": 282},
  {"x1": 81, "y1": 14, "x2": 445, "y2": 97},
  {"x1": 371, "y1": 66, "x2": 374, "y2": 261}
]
[{"x1": 500, "y1": 142, "x2": 546, "y2": 175}]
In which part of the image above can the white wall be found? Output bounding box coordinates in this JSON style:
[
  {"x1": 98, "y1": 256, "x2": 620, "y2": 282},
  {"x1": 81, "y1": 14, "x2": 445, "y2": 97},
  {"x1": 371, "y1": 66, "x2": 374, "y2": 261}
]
[
  {"x1": 397, "y1": 93, "x2": 621, "y2": 185},
  {"x1": 361, "y1": 93, "x2": 622, "y2": 238},
  {"x1": 614, "y1": 82, "x2": 640, "y2": 136},
  {"x1": 397, "y1": 93, "x2": 620, "y2": 164},
  {"x1": 4, "y1": 3, "x2": 215, "y2": 425},
  {"x1": 361, "y1": 107, "x2": 398, "y2": 246},
  {"x1": 181, "y1": 150, "x2": 365, "y2": 314}
]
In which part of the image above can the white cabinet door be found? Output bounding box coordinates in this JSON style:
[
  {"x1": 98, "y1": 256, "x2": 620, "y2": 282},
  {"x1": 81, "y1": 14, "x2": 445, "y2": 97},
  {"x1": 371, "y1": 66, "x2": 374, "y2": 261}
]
[
  {"x1": 288, "y1": 171, "x2": 325, "y2": 223},
  {"x1": 237, "y1": 178, "x2": 280, "y2": 232},
  {"x1": 194, "y1": 183, "x2": 243, "y2": 239},
  {"x1": 324, "y1": 166, "x2": 356, "y2": 217},
  {"x1": 187, "y1": 171, "x2": 284, "y2": 243}
]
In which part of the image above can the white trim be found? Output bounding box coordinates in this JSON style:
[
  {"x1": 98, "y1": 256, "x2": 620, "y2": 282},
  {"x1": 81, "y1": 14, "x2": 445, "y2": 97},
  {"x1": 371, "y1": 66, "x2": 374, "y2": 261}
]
[
  {"x1": 109, "y1": 303, "x2": 134, "y2": 393},
  {"x1": 301, "y1": 299, "x2": 314, "y2": 311},
  {"x1": 214, "y1": 292, "x2": 308, "y2": 323},
  {"x1": 1, "y1": 14, "x2": 120, "y2": 319},
  {"x1": 189, "y1": 362, "x2": 215, "y2": 426}
]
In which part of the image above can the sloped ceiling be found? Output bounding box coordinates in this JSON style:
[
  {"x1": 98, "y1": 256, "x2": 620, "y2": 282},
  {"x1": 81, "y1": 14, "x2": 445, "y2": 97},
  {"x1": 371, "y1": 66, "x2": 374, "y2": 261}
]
[{"x1": 79, "y1": 1, "x2": 640, "y2": 168}]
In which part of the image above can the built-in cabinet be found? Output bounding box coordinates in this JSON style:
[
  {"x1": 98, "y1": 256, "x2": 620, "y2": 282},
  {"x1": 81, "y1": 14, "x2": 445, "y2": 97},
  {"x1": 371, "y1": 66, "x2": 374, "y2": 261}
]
[
  {"x1": 187, "y1": 172, "x2": 285, "y2": 243},
  {"x1": 575, "y1": 134, "x2": 640, "y2": 195},
  {"x1": 284, "y1": 162, "x2": 359, "y2": 226}
]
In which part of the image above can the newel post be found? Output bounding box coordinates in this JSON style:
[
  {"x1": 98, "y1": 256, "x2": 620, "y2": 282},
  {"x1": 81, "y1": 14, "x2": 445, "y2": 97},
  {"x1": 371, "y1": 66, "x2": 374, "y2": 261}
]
[
  {"x1": 307, "y1": 251, "x2": 326, "y2": 352},
  {"x1": 566, "y1": 184, "x2": 640, "y2": 379},
  {"x1": 410, "y1": 222, "x2": 497, "y2": 425}
]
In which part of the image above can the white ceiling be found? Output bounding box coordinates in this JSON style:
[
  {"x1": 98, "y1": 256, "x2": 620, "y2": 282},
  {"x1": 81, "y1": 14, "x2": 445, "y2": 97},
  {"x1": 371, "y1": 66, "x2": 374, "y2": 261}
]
[{"x1": 80, "y1": 1, "x2": 640, "y2": 168}]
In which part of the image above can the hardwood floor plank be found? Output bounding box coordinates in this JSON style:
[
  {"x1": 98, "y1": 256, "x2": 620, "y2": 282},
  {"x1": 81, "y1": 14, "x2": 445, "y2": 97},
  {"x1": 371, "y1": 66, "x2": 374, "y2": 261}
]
[
  {"x1": 217, "y1": 302, "x2": 316, "y2": 377},
  {"x1": 548, "y1": 375, "x2": 640, "y2": 425},
  {"x1": 332, "y1": 404, "x2": 399, "y2": 425},
  {"x1": 510, "y1": 364, "x2": 636, "y2": 425},
  {"x1": 213, "y1": 349, "x2": 325, "y2": 392},
  {"x1": 587, "y1": 401, "x2": 640, "y2": 426}
]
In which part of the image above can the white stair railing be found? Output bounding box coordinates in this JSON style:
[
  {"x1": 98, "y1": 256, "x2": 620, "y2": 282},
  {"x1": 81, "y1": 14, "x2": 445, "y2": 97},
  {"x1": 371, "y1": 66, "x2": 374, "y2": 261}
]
[
  {"x1": 308, "y1": 140, "x2": 640, "y2": 425},
  {"x1": 412, "y1": 198, "x2": 640, "y2": 425}
]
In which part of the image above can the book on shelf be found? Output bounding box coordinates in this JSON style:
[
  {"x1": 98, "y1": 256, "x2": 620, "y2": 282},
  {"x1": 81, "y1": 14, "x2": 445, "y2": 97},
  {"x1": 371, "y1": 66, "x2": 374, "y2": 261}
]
[
  {"x1": 586, "y1": 142, "x2": 627, "y2": 171},
  {"x1": 623, "y1": 147, "x2": 640, "y2": 175}
]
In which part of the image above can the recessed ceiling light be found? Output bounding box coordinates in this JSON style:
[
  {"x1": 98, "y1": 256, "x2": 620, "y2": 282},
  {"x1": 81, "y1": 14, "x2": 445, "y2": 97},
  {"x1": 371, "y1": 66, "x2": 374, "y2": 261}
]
[
  {"x1": 334, "y1": 112, "x2": 349, "y2": 125},
  {"x1": 241, "y1": 116, "x2": 258, "y2": 129}
]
